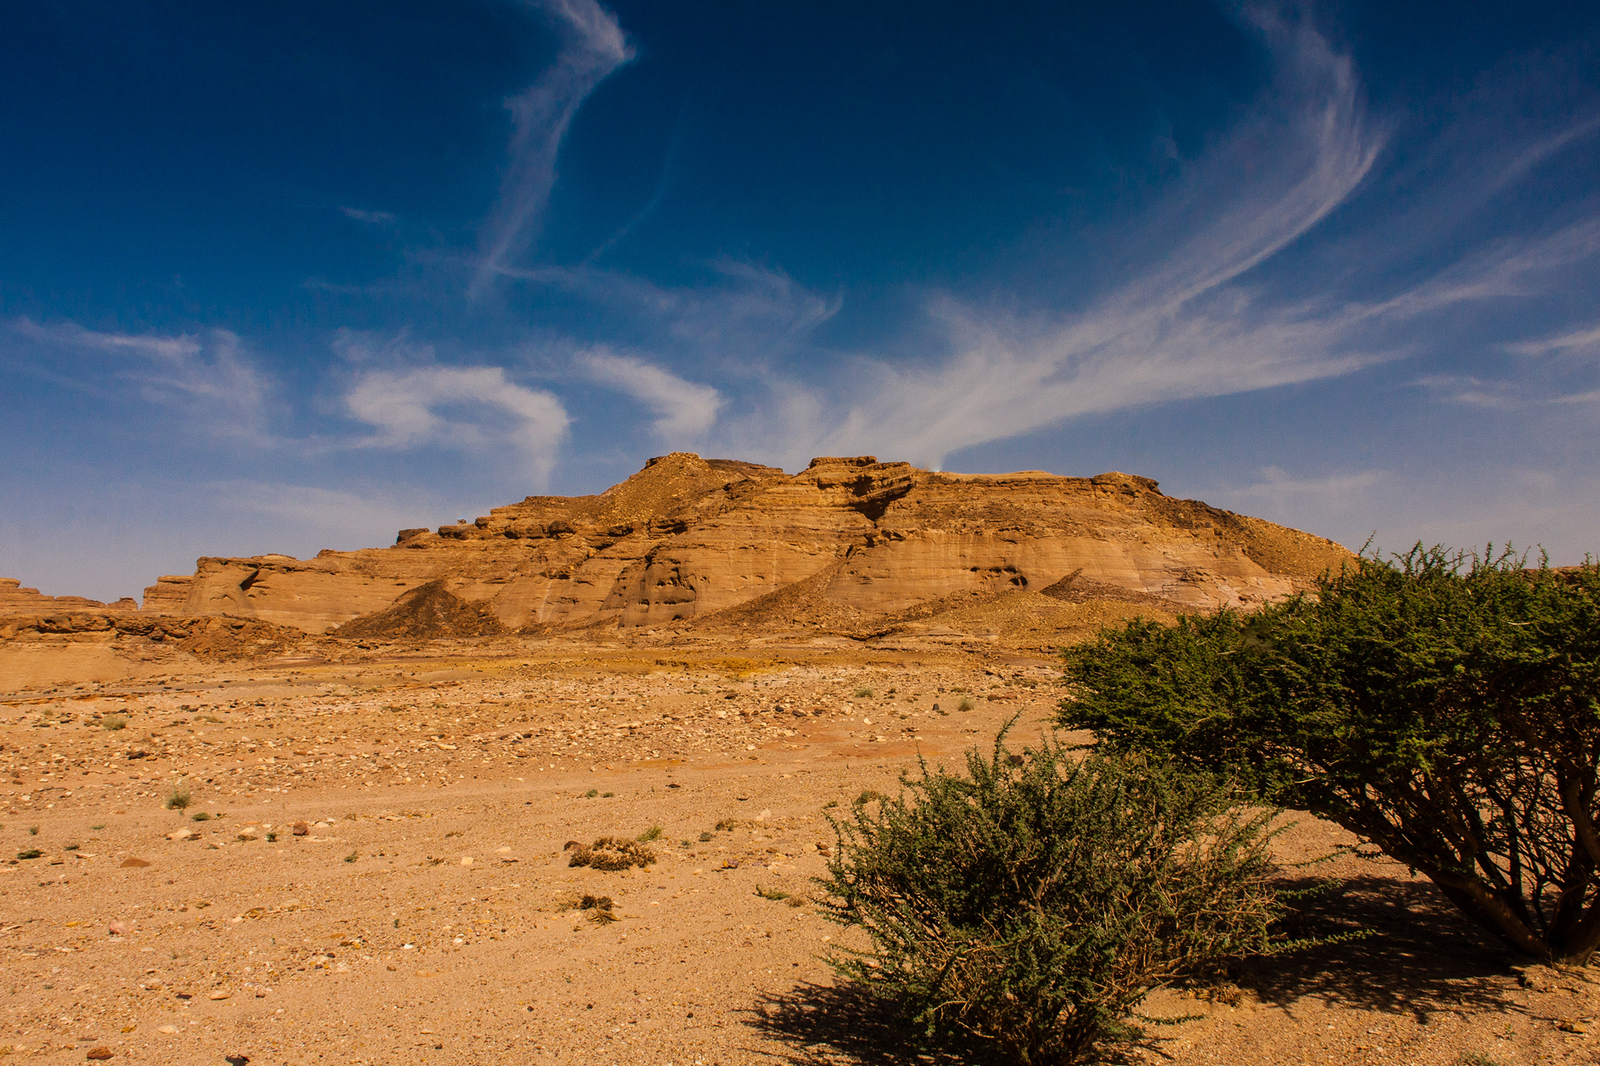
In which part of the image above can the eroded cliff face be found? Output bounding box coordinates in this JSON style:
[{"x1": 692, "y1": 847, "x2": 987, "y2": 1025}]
[
  {"x1": 140, "y1": 453, "x2": 1353, "y2": 634},
  {"x1": 0, "y1": 578, "x2": 138, "y2": 618}
]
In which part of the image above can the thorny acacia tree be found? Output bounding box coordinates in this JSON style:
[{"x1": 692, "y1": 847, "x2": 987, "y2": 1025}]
[{"x1": 1060, "y1": 547, "x2": 1600, "y2": 964}]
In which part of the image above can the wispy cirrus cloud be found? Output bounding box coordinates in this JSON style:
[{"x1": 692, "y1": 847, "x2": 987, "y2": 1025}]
[
  {"x1": 343, "y1": 364, "x2": 570, "y2": 481},
  {"x1": 687, "y1": 12, "x2": 1385, "y2": 469},
  {"x1": 1508, "y1": 323, "x2": 1600, "y2": 357},
  {"x1": 576, "y1": 348, "x2": 723, "y2": 440},
  {"x1": 10, "y1": 317, "x2": 271, "y2": 439},
  {"x1": 1218, "y1": 465, "x2": 1386, "y2": 507},
  {"x1": 472, "y1": 0, "x2": 633, "y2": 295},
  {"x1": 340, "y1": 206, "x2": 398, "y2": 226},
  {"x1": 209, "y1": 480, "x2": 451, "y2": 547},
  {"x1": 692, "y1": 14, "x2": 1600, "y2": 472},
  {"x1": 508, "y1": 257, "x2": 840, "y2": 362}
]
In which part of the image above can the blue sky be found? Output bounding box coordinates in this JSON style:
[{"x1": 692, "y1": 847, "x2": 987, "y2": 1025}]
[{"x1": 4, "y1": 1, "x2": 1600, "y2": 600}]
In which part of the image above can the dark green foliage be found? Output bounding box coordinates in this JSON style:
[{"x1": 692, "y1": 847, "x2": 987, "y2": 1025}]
[
  {"x1": 1060, "y1": 546, "x2": 1600, "y2": 963},
  {"x1": 816, "y1": 728, "x2": 1281, "y2": 1065}
]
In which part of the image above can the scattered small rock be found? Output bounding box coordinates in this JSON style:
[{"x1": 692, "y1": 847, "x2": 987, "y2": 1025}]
[
  {"x1": 120, "y1": 857, "x2": 151, "y2": 868},
  {"x1": 291, "y1": 822, "x2": 309, "y2": 836},
  {"x1": 108, "y1": 919, "x2": 135, "y2": 936},
  {"x1": 166, "y1": 828, "x2": 194, "y2": 841},
  {"x1": 85, "y1": 1048, "x2": 113, "y2": 1061},
  {"x1": 209, "y1": 990, "x2": 231, "y2": 1000},
  {"x1": 1519, "y1": 965, "x2": 1559, "y2": 992}
]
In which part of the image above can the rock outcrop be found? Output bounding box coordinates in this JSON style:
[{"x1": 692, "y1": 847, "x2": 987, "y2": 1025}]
[
  {"x1": 0, "y1": 578, "x2": 137, "y2": 618},
  {"x1": 0, "y1": 611, "x2": 302, "y2": 661},
  {"x1": 331, "y1": 580, "x2": 508, "y2": 640},
  {"x1": 140, "y1": 453, "x2": 1354, "y2": 634}
]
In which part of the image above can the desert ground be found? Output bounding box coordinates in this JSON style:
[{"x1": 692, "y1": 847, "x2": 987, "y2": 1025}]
[{"x1": 1, "y1": 634, "x2": 1596, "y2": 1066}]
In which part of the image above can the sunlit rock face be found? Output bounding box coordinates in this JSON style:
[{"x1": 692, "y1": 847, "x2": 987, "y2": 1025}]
[
  {"x1": 141, "y1": 453, "x2": 1352, "y2": 634},
  {"x1": 0, "y1": 577, "x2": 137, "y2": 618}
]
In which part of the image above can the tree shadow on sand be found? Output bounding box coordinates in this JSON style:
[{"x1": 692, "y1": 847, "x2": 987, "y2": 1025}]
[
  {"x1": 744, "y1": 980, "x2": 1008, "y2": 1066},
  {"x1": 1234, "y1": 872, "x2": 1520, "y2": 1022},
  {"x1": 746, "y1": 874, "x2": 1522, "y2": 1065}
]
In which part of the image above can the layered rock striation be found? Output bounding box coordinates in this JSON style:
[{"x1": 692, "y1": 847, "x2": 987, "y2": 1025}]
[
  {"x1": 0, "y1": 577, "x2": 138, "y2": 618},
  {"x1": 140, "y1": 453, "x2": 1353, "y2": 635}
]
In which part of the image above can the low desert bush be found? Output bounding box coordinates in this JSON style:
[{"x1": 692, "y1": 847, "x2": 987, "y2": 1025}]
[
  {"x1": 164, "y1": 782, "x2": 191, "y2": 810},
  {"x1": 817, "y1": 727, "x2": 1282, "y2": 1065},
  {"x1": 100, "y1": 715, "x2": 127, "y2": 731},
  {"x1": 955, "y1": 695, "x2": 976, "y2": 712},
  {"x1": 567, "y1": 836, "x2": 656, "y2": 871}
]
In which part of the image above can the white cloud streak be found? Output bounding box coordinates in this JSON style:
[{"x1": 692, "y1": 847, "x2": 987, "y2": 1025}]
[
  {"x1": 473, "y1": 0, "x2": 633, "y2": 295},
  {"x1": 576, "y1": 348, "x2": 723, "y2": 439},
  {"x1": 1220, "y1": 465, "x2": 1386, "y2": 505},
  {"x1": 210, "y1": 481, "x2": 451, "y2": 548},
  {"x1": 507, "y1": 257, "x2": 840, "y2": 361},
  {"x1": 1508, "y1": 322, "x2": 1600, "y2": 357},
  {"x1": 340, "y1": 206, "x2": 397, "y2": 225},
  {"x1": 694, "y1": 13, "x2": 1387, "y2": 469},
  {"x1": 690, "y1": 15, "x2": 1600, "y2": 472},
  {"x1": 344, "y1": 365, "x2": 570, "y2": 481},
  {"x1": 12, "y1": 317, "x2": 271, "y2": 439}
]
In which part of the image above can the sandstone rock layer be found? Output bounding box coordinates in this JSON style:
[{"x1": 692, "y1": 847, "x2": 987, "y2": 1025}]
[
  {"x1": 141, "y1": 453, "x2": 1353, "y2": 634},
  {"x1": 0, "y1": 577, "x2": 137, "y2": 618}
]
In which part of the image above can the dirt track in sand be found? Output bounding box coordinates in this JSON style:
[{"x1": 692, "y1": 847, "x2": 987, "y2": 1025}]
[{"x1": 1, "y1": 639, "x2": 1597, "y2": 1066}]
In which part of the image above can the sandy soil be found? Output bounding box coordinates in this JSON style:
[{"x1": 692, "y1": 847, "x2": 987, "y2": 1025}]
[{"x1": 0, "y1": 638, "x2": 1596, "y2": 1065}]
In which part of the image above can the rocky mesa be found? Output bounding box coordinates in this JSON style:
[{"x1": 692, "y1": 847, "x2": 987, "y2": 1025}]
[
  {"x1": 0, "y1": 577, "x2": 138, "y2": 618},
  {"x1": 135, "y1": 453, "x2": 1352, "y2": 636}
]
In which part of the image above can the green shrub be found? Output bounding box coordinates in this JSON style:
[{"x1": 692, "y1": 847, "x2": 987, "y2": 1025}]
[
  {"x1": 100, "y1": 715, "x2": 127, "y2": 731},
  {"x1": 1060, "y1": 546, "x2": 1600, "y2": 964},
  {"x1": 955, "y1": 695, "x2": 976, "y2": 712},
  {"x1": 816, "y1": 727, "x2": 1281, "y2": 1065},
  {"x1": 854, "y1": 687, "x2": 875, "y2": 699},
  {"x1": 164, "y1": 783, "x2": 191, "y2": 810}
]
